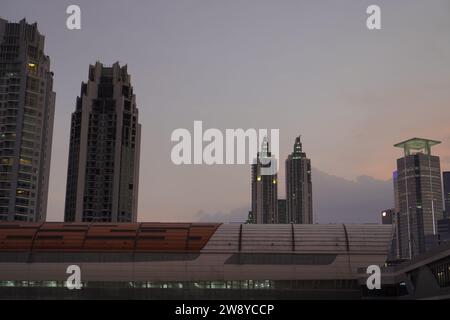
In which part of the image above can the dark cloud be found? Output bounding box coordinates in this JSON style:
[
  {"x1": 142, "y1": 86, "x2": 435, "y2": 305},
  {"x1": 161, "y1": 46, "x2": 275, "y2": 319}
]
[
  {"x1": 195, "y1": 207, "x2": 249, "y2": 223},
  {"x1": 312, "y1": 168, "x2": 393, "y2": 224},
  {"x1": 196, "y1": 168, "x2": 393, "y2": 224}
]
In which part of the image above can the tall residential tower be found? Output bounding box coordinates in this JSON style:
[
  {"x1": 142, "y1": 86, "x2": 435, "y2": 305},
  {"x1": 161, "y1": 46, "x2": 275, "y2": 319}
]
[
  {"x1": 250, "y1": 138, "x2": 278, "y2": 224},
  {"x1": 285, "y1": 136, "x2": 313, "y2": 224},
  {"x1": 0, "y1": 19, "x2": 55, "y2": 221},
  {"x1": 64, "y1": 62, "x2": 141, "y2": 222}
]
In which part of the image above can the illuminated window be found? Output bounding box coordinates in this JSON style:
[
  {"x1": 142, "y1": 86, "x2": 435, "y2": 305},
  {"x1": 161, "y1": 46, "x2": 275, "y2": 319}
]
[
  {"x1": 0, "y1": 158, "x2": 13, "y2": 165},
  {"x1": 27, "y1": 63, "x2": 37, "y2": 73},
  {"x1": 19, "y1": 158, "x2": 32, "y2": 165}
]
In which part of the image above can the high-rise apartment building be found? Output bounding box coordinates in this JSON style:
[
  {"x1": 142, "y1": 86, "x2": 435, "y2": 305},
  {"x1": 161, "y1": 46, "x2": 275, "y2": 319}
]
[
  {"x1": 64, "y1": 62, "x2": 141, "y2": 222},
  {"x1": 394, "y1": 138, "x2": 443, "y2": 259},
  {"x1": 285, "y1": 136, "x2": 313, "y2": 224},
  {"x1": 250, "y1": 138, "x2": 278, "y2": 224},
  {"x1": 0, "y1": 19, "x2": 55, "y2": 222}
]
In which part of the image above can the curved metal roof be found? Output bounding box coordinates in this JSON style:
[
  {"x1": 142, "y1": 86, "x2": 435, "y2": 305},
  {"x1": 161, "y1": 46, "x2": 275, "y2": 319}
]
[
  {"x1": 0, "y1": 222, "x2": 220, "y2": 252},
  {"x1": 0, "y1": 222, "x2": 393, "y2": 255},
  {"x1": 203, "y1": 224, "x2": 394, "y2": 254}
]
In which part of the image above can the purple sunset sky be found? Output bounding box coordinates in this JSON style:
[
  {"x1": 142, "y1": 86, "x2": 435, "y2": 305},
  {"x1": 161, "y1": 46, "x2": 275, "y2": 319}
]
[{"x1": 2, "y1": 0, "x2": 450, "y2": 223}]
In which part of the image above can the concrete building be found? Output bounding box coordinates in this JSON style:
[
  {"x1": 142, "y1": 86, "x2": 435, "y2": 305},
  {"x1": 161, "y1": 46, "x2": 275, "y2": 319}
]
[
  {"x1": 64, "y1": 62, "x2": 141, "y2": 222},
  {"x1": 443, "y1": 172, "x2": 450, "y2": 219},
  {"x1": 438, "y1": 218, "x2": 450, "y2": 243},
  {"x1": 0, "y1": 19, "x2": 55, "y2": 222},
  {"x1": 394, "y1": 138, "x2": 444, "y2": 259},
  {"x1": 285, "y1": 136, "x2": 312, "y2": 224},
  {"x1": 381, "y1": 208, "x2": 396, "y2": 225},
  {"x1": 381, "y1": 208, "x2": 401, "y2": 261},
  {"x1": 250, "y1": 138, "x2": 278, "y2": 224},
  {"x1": 0, "y1": 222, "x2": 394, "y2": 299}
]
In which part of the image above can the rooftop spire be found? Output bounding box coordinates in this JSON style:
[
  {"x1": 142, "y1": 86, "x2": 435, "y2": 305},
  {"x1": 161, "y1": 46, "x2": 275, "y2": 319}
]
[
  {"x1": 261, "y1": 136, "x2": 270, "y2": 156},
  {"x1": 293, "y1": 135, "x2": 302, "y2": 154}
]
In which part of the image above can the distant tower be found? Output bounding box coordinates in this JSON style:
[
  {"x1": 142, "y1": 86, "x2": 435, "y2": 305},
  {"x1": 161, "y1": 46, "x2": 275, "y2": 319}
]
[
  {"x1": 64, "y1": 62, "x2": 141, "y2": 222},
  {"x1": 250, "y1": 137, "x2": 278, "y2": 224},
  {"x1": 394, "y1": 138, "x2": 443, "y2": 258},
  {"x1": 0, "y1": 19, "x2": 56, "y2": 222},
  {"x1": 286, "y1": 136, "x2": 313, "y2": 224}
]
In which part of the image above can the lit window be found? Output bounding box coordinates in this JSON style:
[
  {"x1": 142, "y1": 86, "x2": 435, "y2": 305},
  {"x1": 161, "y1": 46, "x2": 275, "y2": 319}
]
[{"x1": 27, "y1": 63, "x2": 37, "y2": 73}]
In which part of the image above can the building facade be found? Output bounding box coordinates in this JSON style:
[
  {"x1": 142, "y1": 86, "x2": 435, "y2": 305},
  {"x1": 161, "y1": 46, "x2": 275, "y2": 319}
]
[
  {"x1": 250, "y1": 138, "x2": 278, "y2": 224},
  {"x1": 438, "y1": 218, "x2": 450, "y2": 243},
  {"x1": 394, "y1": 138, "x2": 443, "y2": 259},
  {"x1": 0, "y1": 19, "x2": 55, "y2": 222},
  {"x1": 443, "y1": 172, "x2": 450, "y2": 219},
  {"x1": 381, "y1": 208, "x2": 401, "y2": 260},
  {"x1": 277, "y1": 199, "x2": 287, "y2": 224},
  {"x1": 393, "y1": 170, "x2": 400, "y2": 214},
  {"x1": 381, "y1": 208, "x2": 396, "y2": 225},
  {"x1": 285, "y1": 136, "x2": 313, "y2": 224},
  {"x1": 64, "y1": 62, "x2": 141, "y2": 222}
]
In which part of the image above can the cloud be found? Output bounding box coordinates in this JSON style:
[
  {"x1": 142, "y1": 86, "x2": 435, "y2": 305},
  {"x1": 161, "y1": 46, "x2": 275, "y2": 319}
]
[
  {"x1": 195, "y1": 207, "x2": 249, "y2": 223},
  {"x1": 195, "y1": 168, "x2": 394, "y2": 224},
  {"x1": 312, "y1": 168, "x2": 393, "y2": 224}
]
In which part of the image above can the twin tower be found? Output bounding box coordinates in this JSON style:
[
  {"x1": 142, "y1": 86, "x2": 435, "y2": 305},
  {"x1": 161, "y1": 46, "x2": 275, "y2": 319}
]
[{"x1": 249, "y1": 136, "x2": 313, "y2": 224}]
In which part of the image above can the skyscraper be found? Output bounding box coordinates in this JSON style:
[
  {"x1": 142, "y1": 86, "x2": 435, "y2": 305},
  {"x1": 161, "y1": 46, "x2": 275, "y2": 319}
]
[
  {"x1": 285, "y1": 136, "x2": 313, "y2": 224},
  {"x1": 0, "y1": 19, "x2": 55, "y2": 222},
  {"x1": 65, "y1": 62, "x2": 141, "y2": 222},
  {"x1": 394, "y1": 138, "x2": 443, "y2": 258},
  {"x1": 443, "y1": 171, "x2": 450, "y2": 219},
  {"x1": 250, "y1": 137, "x2": 278, "y2": 224}
]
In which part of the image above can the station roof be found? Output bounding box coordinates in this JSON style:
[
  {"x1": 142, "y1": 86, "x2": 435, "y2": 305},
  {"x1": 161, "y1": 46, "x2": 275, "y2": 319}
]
[{"x1": 0, "y1": 222, "x2": 393, "y2": 255}]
